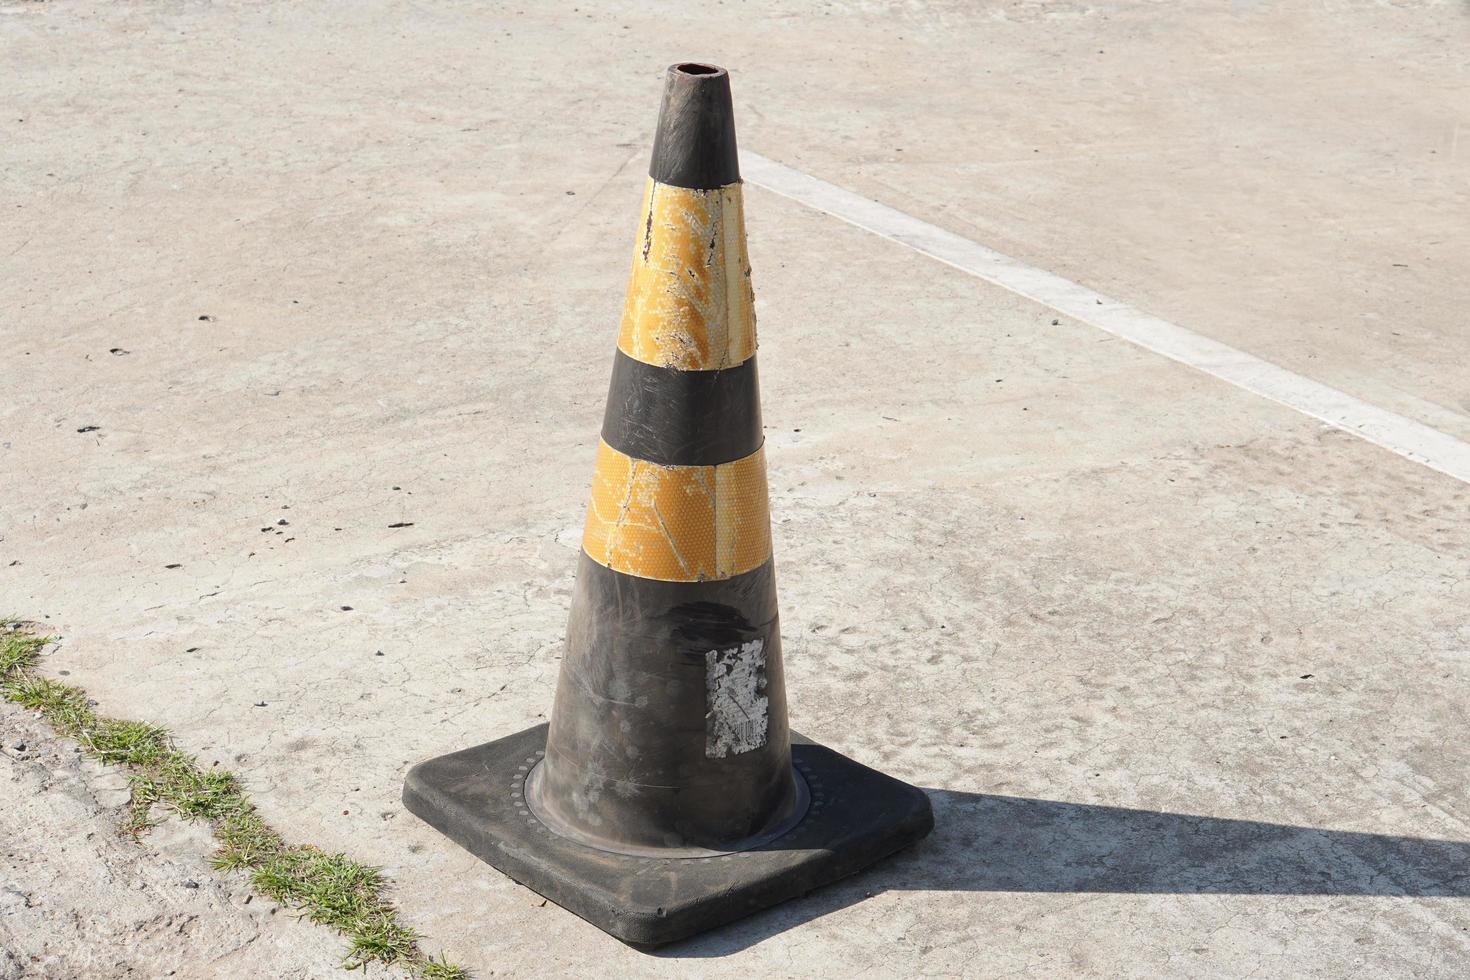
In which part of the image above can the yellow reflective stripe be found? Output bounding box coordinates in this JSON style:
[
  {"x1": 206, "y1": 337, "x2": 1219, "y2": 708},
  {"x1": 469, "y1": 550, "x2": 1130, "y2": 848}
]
[
  {"x1": 617, "y1": 178, "x2": 757, "y2": 371},
  {"x1": 582, "y1": 439, "x2": 771, "y2": 582}
]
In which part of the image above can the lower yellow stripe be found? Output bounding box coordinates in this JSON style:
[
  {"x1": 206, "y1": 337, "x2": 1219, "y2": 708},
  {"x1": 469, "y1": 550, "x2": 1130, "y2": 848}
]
[{"x1": 581, "y1": 440, "x2": 771, "y2": 582}]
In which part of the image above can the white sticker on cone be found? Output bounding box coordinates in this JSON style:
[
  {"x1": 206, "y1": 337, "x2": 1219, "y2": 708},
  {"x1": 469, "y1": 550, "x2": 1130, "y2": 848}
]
[{"x1": 704, "y1": 639, "x2": 769, "y2": 758}]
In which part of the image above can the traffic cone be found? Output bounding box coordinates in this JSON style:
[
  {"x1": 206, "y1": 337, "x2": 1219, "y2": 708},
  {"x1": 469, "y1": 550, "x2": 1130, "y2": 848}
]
[{"x1": 403, "y1": 63, "x2": 932, "y2": 946}]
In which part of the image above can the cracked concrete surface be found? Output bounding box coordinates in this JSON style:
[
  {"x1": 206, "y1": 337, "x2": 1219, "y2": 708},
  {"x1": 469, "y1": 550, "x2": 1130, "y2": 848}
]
[{"x1": 3, "y1": 0, "x2": 1469, "y2": 977}]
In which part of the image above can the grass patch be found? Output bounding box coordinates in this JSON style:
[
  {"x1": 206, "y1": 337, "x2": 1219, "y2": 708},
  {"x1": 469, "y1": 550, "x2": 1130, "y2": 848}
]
[{"x1": 0, "y1": 620, "x2": 467, "y2": 979}]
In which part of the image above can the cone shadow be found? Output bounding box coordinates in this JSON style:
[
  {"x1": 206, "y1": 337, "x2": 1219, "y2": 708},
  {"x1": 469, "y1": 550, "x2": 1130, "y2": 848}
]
[{"x1": 656, "y1": 787, "x2": 1470, "y2": 956}]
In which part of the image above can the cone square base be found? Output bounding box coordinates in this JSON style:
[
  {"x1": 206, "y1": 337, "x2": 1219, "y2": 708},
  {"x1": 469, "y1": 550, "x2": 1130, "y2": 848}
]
[{"x1": 402, "y1": 723, "x2": 933, "y2": 946}]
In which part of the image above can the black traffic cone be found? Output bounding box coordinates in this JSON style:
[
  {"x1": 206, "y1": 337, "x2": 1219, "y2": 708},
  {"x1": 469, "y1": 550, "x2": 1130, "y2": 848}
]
[{"x1": 403, "y1": 62, "x2": 932, "y2": 947}]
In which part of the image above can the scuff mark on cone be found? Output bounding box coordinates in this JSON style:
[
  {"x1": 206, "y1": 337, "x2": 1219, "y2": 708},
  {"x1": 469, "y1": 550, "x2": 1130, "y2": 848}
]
[{"x1": 705, "y1": 638, "x2": 769, "y2": 758}]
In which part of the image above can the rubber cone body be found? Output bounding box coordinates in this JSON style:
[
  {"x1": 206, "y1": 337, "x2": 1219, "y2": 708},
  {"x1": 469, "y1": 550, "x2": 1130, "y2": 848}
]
[
  {"x1": 525, "y1": 66, "x2": 802, "y2": 857},
  {"x1": 402, "y1": 64, "x2": 932, "y2": 947}
]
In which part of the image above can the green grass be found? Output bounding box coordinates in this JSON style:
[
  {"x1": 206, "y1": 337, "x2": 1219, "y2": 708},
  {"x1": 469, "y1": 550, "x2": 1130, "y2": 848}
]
[{"x1": 0, "y1": 620, "x2": 467, "y2": 979}]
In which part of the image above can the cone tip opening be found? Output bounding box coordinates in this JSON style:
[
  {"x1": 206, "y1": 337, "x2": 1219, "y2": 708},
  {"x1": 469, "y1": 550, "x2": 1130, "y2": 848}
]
[{"x1": 669, "y1": 62, "x2": 726, "y2": 79}]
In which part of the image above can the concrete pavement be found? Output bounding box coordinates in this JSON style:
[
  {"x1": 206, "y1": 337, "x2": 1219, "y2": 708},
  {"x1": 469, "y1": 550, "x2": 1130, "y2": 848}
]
[{"x1": 3, "y1": 1, "x2": 1469, "y2": 976}]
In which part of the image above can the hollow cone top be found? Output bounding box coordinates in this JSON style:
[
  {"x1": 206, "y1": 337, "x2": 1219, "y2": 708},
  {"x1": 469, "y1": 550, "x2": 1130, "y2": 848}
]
[{"x1": 649, "y1": 63, "x2": 740, "y2": 189}]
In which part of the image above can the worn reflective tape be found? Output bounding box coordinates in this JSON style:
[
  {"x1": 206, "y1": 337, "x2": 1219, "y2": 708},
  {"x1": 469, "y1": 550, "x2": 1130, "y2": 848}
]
[
  {"x1": 581, "y1": 439, "x2": 771, "y2": 582},
  {"x1": 617, "y1": 178, "x2": 757, "y2": 371}
]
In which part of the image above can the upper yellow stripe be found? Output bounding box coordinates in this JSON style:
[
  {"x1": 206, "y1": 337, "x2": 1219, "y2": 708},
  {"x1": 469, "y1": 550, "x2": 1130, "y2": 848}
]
[
  {"x1": 617, "y1": 178, "x2": 757, "y2": 371},
  {"x1": 581, "y1": 439, "x2": 771, "y2": 582}
]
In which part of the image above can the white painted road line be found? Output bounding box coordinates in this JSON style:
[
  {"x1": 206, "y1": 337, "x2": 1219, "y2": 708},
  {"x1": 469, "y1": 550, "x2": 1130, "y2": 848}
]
[{"x1": 741, "y1": 151, "x2": 1470, "y2": 487}]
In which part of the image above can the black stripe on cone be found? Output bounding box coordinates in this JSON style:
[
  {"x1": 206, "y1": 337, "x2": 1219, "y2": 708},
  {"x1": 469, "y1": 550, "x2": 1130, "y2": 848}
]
[
  {"x1": 401, "y1": 61, "x2": 933, "y2": 948},
  {"x1": 649, "y1": 63, "x2": 739, "y2": 189},
  {"x1": 601, "y1": 349, "x2": 763, "y2": 466},
  {"x1": 530, "y1": 554, "x2": 800, "y2": 854}
]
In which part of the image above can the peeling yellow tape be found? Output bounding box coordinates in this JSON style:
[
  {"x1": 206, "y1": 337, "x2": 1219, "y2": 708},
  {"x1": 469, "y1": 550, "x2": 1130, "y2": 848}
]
[
  {"x1": 582, "y1": 439, "x2": 771, "y2": 582},
  {"x1": 617, "y1": 178, "x2": 757, "y2": 371}
]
